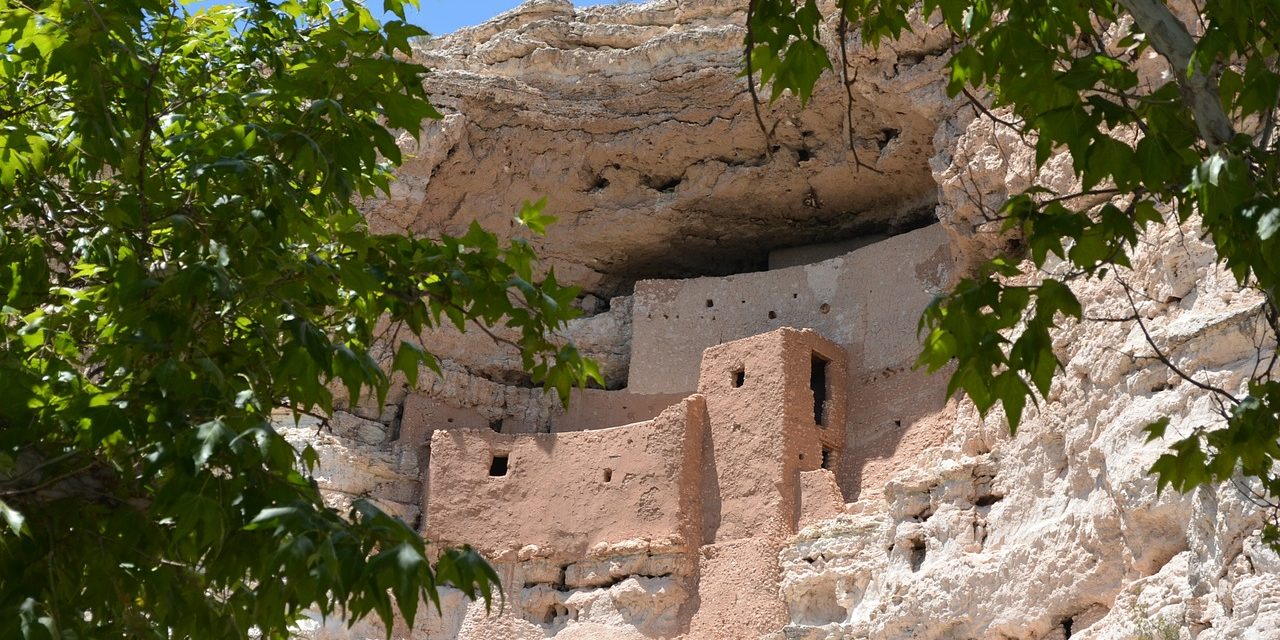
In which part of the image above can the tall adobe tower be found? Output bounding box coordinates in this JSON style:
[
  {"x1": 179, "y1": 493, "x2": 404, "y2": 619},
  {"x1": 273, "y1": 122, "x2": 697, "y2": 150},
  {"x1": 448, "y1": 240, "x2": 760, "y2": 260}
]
[
  {"x1": 686, "y1": 328, "x2": 849, "y2": 638},
  {"x1": 696, "y1": 327, "x2": 848, "y2": 543}
]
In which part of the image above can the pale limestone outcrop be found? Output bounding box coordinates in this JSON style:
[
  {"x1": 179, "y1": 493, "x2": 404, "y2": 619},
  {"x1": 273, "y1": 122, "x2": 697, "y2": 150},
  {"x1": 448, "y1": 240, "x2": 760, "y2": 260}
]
[
  {"x1": 368, "y1": 0, "x2": 952, "y2": 298},
  {"x1": 769, "y1": 55, "x2": 1280, "y2": 636},
  {"x1": 276, "y1": 411, "x2": 424, "y2": 526}
]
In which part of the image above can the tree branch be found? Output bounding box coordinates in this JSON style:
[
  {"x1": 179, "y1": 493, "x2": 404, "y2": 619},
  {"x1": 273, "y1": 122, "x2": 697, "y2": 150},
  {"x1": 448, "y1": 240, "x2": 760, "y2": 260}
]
[
  {"x1": 836, "y1": 14, "x2": 881, "y2": 174},
  {"x1": 1117, "y1": 275, "x2": 1240, "y2": 405},
  {"x1": 1116, "y1": 0, "x2": 1235, "y2": 149},
  {"x1": 744, "y1": 0, "x2": 773, "y2": 157}
]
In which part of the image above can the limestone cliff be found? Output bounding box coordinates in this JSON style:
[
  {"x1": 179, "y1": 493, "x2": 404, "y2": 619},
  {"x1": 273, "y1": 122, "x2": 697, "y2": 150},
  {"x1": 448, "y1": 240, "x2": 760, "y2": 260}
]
[
  {"x1": 292, "y1": 1, "x2": 1280, "y2": 638},
  {"x1": 371, "y1": 0, "x2": 946, "y2": 297}
]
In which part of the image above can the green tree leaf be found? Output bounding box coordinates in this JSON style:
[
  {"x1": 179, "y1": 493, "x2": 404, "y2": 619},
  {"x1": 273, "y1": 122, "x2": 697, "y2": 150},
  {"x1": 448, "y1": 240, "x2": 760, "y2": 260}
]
[{"x1": 0, "y1": 1, "x2": 596, "y2": 636}]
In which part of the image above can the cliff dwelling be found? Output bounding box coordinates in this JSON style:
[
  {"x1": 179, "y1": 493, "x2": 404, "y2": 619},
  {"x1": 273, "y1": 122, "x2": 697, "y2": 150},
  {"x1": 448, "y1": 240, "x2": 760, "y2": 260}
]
[
  {"x1": 386, "y1": 222, "x2": 955, "y2": 637},
  {"x1": 367, "y1": 221, "x2": 950, "y2": 638}
]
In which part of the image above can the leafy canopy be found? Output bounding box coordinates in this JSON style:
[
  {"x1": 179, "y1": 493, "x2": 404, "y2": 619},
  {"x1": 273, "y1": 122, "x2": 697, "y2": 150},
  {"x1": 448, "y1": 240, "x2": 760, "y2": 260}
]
[
  {"x1": 748, "y1": 0, "x2": 1280, "y2": 540},
  {"x1": 0, "y1": 0, "x2": 599, "y2": 637}
]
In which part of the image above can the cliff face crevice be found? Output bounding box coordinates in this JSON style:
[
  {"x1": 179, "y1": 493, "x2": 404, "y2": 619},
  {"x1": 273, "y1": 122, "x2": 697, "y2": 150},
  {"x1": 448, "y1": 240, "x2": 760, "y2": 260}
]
[{"x1": 293, "y1": 1, "x2": 1280, "y2": 639}]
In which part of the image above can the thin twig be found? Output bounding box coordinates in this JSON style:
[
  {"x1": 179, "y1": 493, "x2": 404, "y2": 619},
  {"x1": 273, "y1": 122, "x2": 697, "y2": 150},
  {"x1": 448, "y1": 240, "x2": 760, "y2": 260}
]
[
  {"x1": 0, "y1": 450, "x2": 79, "y2": 486},
  {"x1": 1117, "y1": 275, "x2": 1240, "y2": 405},
  {"x1": 422, "y1": 290, "x2": 525, "y2": 353},
  {"x1": 0, "y1": 462, "x2": 96, "y2": 498},
  {"x1": 960, "y1": 86, "x2": 1027, "y2": 140},
  {"x1": 744, "y1": 0, "x2": 772, "y2": 157},
  {"x1": 276, "y1": 399, "x2": 333, "y2": 432},
  {"x1": 0, "y1": 95, "x2": 53, "y2": 122},
  {"x1": 836, "y1": 14, "x2": 881, "y2": 174},
  {"x1": 1083, "y1": 313, "x2": 1141, "y2": 323},
  {"x1": 1041, "y1": 188, "x2": 1122, "y2": 204}
]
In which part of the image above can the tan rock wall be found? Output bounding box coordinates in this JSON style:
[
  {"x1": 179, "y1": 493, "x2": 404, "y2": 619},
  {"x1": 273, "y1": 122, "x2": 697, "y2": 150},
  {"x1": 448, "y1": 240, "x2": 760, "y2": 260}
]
[{"x1": 776, "y1": 220, "x2": 1280, "y2": 640}]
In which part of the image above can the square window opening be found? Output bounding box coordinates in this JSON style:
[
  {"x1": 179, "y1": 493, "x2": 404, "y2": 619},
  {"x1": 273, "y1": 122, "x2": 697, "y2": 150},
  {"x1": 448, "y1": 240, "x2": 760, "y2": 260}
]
[
  {"x1": 732, "y1": 368, "x2": 745, "y2": 388},
  {"x1": 820, "y1": 447, "x2": 833, "y2": 470},
  {"x1": 488, "y1": 454, "x2": 509, "y2": 477}
]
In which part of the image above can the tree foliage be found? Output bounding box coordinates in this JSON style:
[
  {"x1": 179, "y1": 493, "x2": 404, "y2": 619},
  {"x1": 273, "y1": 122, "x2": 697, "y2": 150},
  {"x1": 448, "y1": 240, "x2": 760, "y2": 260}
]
[
  {"x1": 748, "y1": 0, "x2": 1280, "y2": 540},
  {"x1": 0, "y1": 1, "x2": 599, "y2": 637}
]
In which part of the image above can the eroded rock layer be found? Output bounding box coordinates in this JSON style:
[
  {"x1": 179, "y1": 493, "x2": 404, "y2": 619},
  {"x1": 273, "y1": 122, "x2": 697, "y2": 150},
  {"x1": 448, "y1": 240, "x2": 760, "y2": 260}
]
[{"x1": 369, "y1": 0, "x2": 949, "y2": 298}]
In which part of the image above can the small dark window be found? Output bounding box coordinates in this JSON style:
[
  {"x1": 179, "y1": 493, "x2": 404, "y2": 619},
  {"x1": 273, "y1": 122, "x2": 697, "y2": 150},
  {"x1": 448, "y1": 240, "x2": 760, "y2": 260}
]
[
  {"x1": 488, "y1": 454, "x2": 509, "y2": 477},
  {"x1": 488, "y1": 418, "x2": 503, "y2": 433},
  {"x1": 811, "y1": 353, "x2": 829, "y2": 426},
  {"x1": 767, "y1": 310, "x2": 777, "y2": 320},
  {"x1": 603, "y1": 468, "x2": 613, "y2": 482},
  {"x1": 732, "y1": 368, "x2": 745, "y2": 388},
  {"x1": 820, "y1": 447, "x2": 832, "y2": 470},
  {"x1": 706, "y1": 299, "x2": 714, "y2": 308}
]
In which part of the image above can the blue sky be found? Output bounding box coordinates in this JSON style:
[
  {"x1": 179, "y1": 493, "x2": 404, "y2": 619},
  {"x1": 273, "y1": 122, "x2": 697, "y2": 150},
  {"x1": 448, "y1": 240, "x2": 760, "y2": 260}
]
[{"x1": 183, "y1": 0, "x2": 600, "y2": 36}]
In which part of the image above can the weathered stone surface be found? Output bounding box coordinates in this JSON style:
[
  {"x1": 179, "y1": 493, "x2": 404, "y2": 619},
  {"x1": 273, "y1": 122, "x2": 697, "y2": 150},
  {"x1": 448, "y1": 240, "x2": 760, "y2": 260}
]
[
  {"x1": 275, "y1": 411, "x2": 422, "y2": 526},
  {"x1": 366, "y1": 0, "x2": 953, "y2": 298},
  {"x1": 563, "y1": 553, "x2": 684, "y2": 588}
]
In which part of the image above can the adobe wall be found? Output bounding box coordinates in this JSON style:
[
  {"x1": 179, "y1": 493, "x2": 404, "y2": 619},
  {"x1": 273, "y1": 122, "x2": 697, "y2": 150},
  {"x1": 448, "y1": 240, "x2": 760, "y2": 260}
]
[
  {"x1": 842, "y1": 364, "x2": 956, "y2": 500},
  {"x1": 542, "y1": 388, "x2": 687, "y2": 433},
  {"x1": 418, "y1": 328, "x2": 854, "y2": 638},
  {"x1": 631, "y1": 224, "x2": 955, "y2": 502},
  {"x1": 424, "y1": 396, "x2": 707, "y2": 558},
  {"x1": 684, "y1": 328, "x2": 850, "y2": 638},
  {"x1": 628, "y1": 222, "x2": 952, "y2": 395}
]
